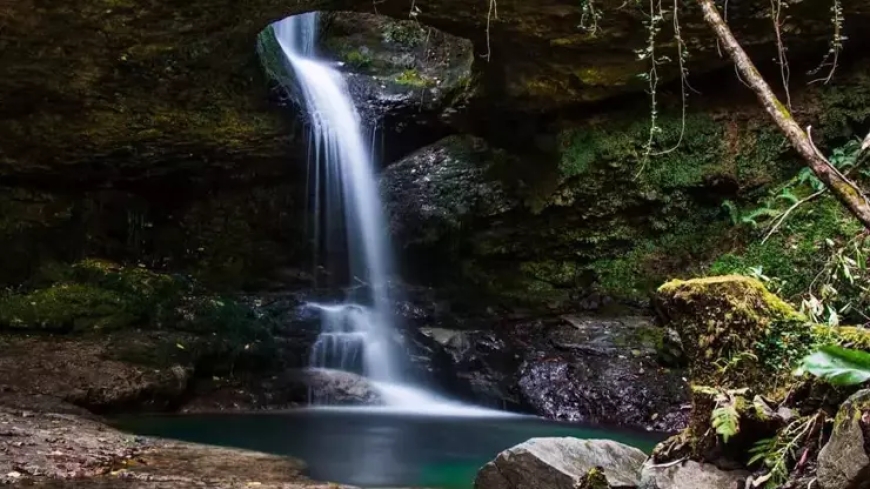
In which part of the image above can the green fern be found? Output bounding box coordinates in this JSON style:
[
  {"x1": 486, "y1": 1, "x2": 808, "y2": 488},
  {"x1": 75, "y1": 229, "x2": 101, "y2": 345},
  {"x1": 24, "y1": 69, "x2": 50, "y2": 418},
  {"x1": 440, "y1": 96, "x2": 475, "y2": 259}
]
[
  {"x1": 711, "y1": 404, "x2": 740, "y2": 443},
  {"x1": 776, "y1": 187, "x2": 799, "y2": 205}
]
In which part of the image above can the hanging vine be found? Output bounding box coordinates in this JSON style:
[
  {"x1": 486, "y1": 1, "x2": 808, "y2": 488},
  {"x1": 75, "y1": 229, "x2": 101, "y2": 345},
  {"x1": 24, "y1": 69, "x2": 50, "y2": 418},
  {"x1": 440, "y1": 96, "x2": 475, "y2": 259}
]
[
  {"x1": 770, "y1": 0, "x2": 793, "y2": 110},
  {"x1": 808, "y1": 0, "x2": 845, "y2": 84},
  {"x1": 578, "y1": 0, "x2": 603, "y2": 35}
]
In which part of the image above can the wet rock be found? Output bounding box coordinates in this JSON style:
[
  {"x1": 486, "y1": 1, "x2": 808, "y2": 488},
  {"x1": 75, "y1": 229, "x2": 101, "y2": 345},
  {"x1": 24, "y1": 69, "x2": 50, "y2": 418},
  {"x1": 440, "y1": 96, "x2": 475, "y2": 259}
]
[
  {"x1": 380, "y1": 135, "x2": 517, "y2": 250},
  {"x1": 474, "y1": 437, "x2": 646, "y2": 489},
  {"x1": 320, "y1": 13, "x2": 475, "y2": 160},
  {"x1": 0, "y1": 332, "x2": 195, "y2": 413},
  {"x1": 639, "y1": 460, "x2": 748, "y2": 489},
  {"x1": 420, "y1": 327, "x2": 523, "y2": 409},
  {"x1": 817, "y1": 389, "x2": 870, "y2": 489},
  {"x1": 294, "y1": 368, "x2": 384, "y2": 405},
  {"x1": 516, "y1": 316, "x2": 689, "y2": 431},
  {"x1": 183, "y1": 368, "x2": 384, "y2": 411}
]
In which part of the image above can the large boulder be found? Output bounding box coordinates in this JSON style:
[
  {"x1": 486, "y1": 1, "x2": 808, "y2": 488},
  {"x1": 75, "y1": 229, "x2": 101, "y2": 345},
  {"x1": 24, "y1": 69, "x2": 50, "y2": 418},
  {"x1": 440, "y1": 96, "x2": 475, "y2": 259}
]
[
  {"x1": 380, "y1": 134, "x2": 517, "y2": 250},
  {"x1": 639, "y1": 460, "x2": 748, "y2": 489},
  {"x1": 817, "y1": 389, "x2": 870, "y2": 489},
  {"x1": 474, "y1": 437, "x2": 647, "y2": 489}
]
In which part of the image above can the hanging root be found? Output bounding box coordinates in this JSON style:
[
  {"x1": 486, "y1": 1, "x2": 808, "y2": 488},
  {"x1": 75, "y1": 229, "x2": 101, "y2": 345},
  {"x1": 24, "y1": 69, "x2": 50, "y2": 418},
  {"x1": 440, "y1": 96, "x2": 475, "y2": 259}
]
[
  {"x1": 482, "y1": 0, "x2": 499, "y2": 61},
  {"x1": 808, "y1": 0, "x2": 845, "y2": 85}
]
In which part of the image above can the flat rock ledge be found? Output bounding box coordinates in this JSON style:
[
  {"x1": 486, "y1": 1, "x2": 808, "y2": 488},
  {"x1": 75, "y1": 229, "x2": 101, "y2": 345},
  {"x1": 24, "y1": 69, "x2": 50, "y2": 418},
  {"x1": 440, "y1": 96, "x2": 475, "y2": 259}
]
[{"x1": 0, "y1": 397, "x2": 355, "y2": 488}]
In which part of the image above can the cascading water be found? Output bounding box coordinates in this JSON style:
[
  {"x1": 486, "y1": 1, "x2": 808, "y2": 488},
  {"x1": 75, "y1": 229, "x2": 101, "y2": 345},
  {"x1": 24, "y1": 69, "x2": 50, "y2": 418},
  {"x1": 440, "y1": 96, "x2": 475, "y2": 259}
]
[
  {"x1": 272, "y1": 12, "x2": 400, "y2": 383},
  {"x1": 270, "y1": 13, "x2": 504, "y2": 414}
]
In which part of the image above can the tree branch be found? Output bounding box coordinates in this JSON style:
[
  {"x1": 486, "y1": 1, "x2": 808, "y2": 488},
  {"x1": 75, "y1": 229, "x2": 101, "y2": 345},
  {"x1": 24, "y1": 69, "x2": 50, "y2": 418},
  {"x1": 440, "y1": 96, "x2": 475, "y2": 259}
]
[{"x1": 695, "y1": 0, "x2": 870, "y2": 230}]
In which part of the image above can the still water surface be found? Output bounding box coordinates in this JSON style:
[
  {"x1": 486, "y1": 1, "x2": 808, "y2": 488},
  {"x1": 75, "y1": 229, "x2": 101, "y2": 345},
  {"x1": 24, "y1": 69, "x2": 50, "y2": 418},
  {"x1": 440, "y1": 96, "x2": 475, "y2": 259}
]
[{"x1": 115, "y1": 409, "x2": 663, "y2": 489}]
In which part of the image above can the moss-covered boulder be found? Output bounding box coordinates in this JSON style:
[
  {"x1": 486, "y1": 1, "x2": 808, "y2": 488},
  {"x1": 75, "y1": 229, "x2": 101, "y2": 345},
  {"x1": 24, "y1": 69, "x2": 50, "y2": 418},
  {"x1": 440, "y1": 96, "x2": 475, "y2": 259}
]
[{"x1": 656, "y1": 275, "x2": 812, "y2": 391}]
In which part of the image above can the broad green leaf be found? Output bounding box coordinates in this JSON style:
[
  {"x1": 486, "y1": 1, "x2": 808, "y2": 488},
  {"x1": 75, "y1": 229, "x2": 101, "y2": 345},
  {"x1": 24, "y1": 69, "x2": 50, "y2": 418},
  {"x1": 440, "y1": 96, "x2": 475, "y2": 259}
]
[{"x1": 795, "y1": 345, "x2": 870, "y2": 386}]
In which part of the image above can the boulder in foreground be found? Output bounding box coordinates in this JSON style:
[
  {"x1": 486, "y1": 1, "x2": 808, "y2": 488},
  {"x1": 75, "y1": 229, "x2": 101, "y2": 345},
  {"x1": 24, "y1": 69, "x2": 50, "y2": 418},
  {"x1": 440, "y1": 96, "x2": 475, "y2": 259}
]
[
  {"x1": 474, "y1": 437, "x2": 646, "y2": 489},
  {"x1": 817, "y1": 389, "x2": 870, "y2": 489}
]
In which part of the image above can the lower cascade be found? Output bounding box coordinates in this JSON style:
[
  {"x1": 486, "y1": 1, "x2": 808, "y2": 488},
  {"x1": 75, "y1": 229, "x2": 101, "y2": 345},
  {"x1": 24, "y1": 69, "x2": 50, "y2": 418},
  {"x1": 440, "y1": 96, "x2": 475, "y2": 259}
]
[{"x1": 271, "y1": 13, "x2": 501, "y2": 415}]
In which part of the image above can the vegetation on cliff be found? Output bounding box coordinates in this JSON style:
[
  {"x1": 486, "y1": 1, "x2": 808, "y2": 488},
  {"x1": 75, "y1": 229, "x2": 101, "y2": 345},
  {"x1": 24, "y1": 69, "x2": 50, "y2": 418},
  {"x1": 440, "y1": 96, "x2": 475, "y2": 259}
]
[{"x1": 0, "y1": 259, "x2": 277, "y2": 373}]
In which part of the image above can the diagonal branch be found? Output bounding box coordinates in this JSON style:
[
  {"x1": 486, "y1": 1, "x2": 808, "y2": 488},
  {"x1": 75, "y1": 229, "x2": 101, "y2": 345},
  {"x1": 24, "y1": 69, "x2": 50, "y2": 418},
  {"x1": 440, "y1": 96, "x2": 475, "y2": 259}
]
[{"x1": 695, "y1": 0, "x2": 870, "y2": 230}]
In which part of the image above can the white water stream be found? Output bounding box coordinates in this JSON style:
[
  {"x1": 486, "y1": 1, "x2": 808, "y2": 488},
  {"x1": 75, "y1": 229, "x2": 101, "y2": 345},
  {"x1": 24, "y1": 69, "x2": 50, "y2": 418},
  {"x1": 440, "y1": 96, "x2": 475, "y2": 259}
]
[{"x1": 271, "y1": 13, "x2": 506, "y2": 415}]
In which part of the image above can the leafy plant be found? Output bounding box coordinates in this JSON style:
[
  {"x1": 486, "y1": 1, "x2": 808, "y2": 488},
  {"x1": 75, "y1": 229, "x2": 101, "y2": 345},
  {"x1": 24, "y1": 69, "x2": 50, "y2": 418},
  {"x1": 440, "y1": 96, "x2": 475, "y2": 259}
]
[
  {"x1": 795, "y1": 344, "x2": 870, "y2": 385},
  {"x1": 712, "y1": 404, "x2": 740, "y2": 443},
  {"x1": 747, "y1": 415, "x2": 819, "y2": 489},
  {"x1": 694, "y1": 385, "x2": 747, "y2": 443}
]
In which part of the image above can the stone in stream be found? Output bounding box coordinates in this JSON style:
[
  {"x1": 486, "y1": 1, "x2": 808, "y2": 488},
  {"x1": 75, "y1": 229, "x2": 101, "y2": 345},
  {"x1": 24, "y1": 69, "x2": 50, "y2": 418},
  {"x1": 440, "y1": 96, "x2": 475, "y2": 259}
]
[
  {"x1": 474, "y1": 437, "x2": 646, "y2": 489},
  {"x1": 817, "y1": 389, "x2": 870, "y2": 489},
  {"x1": 639, "y1": 460, "x2": 748, "y2": 489}
]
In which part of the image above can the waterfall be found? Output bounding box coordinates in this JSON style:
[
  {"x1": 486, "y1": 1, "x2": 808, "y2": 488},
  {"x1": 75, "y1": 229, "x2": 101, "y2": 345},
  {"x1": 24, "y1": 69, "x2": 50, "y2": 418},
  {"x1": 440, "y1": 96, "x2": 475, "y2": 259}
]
[
  {"x1": 273, "y1": 13, "x2": 402, "y2": 386},
  {"x1": 270, "y1": 13, "x2": 510, "y2": 415}
]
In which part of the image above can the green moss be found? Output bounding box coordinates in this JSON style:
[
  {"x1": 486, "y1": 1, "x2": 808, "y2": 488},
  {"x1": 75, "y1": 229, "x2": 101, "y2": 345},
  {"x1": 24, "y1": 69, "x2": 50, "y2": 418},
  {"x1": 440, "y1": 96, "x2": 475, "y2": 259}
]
[
  {"x1": 577, "y1": 467, "x2": 611, "y2": 489},
  {"x1": 0, "y1": 284, "x2": 135, "y2": 332},
  {"x1": 381, "y1": 22, "x2": 426, "y2": 47},
  {"x1": 343, "y1": 49, "x2": 373, "y2": 69},
  {"x1": 0, "y1": 259, "x2": 268, "y2": 343},
  {"x1": 394, "y1": 68, "x2": 432, "y2": 87},
  {"x1": 558, "y1": 112, "x2": 726, "y2": 187},
  {"x1": 657, "y1": 275, "x2": 811, "y2": 393},
  {"x1": 592, "y1": 212, "x2": 731, "y2": 300},
  {"x1": 818, "y1": 64, "x2": 870, "y2": 141},
  {"x1": 709, "y1": 194, "x2": 862, "y2": 304}
]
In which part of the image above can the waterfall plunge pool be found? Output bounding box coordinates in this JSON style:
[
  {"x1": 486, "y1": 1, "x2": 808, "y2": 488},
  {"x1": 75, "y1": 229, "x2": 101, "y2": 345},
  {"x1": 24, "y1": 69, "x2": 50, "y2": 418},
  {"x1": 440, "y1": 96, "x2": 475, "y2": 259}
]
[{"x1": 113, "y1": 409, "x2": 664, "y2": 489}]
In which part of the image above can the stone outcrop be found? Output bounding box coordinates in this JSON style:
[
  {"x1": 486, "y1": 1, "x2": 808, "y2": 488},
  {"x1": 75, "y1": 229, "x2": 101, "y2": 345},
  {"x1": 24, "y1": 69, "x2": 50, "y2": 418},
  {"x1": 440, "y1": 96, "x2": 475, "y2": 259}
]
[
  {"x1": 4, "y1": 0, "x2": 870, "y2": 181},
  {"x1": 639, "y1": 460, "x2": 748, "y2": 489},
  {"x1": 474, "y1": 437, "x2": 646, "y2": 489},
  {"x1": 817, "y1": 389, "x2": 870, "y2": 489}
]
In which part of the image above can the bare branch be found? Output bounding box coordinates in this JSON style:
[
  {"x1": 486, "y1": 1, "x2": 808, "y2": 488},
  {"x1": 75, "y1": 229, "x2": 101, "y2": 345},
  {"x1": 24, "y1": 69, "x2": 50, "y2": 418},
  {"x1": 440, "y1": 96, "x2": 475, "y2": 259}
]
[{"x1": 695, "y1": 0, "x2": 870, "y2": 230}]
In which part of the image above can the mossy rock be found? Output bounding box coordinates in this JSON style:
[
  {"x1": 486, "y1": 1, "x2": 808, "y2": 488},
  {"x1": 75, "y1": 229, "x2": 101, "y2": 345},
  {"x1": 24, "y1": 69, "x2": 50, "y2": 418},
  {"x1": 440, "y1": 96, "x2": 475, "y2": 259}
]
[
  {"x1": 577, "y1": 467, "x2": 612, "y2": 489},
  {"x1": 656, "y1": 275, "x2": 812, "y2": 392},
  {"x1": 0, "y1": 259, "x2": 271, "y2": 343}
]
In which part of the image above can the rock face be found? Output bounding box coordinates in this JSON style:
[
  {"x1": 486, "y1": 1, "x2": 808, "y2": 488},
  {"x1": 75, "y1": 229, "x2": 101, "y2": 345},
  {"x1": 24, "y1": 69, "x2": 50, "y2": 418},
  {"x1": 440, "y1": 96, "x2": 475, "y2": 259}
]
[
  {"x1": 424, "y1": 314, "x2": 689, "y2": 431},
  {"x1": 474, "y1": 437, "x2": 646, "y2": 489},
  {"x1": 817, "y1": 389, "x2": 870, "y2": 489},
  {"x1": 516, "y1": 316, "x2": 688, "y2": 431},
  {"x1": 639, "y1": 460, "x2": 748, "y2": 489},
  {"x1": 0, "y1": 182, "x2": 309, "y2": 290},
  {"x1": 3, "y1": 0, "x2": 867, "y2": 182},
  {"x1": 322, "y1": 13, "x2": 474, "y2": 161}
]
